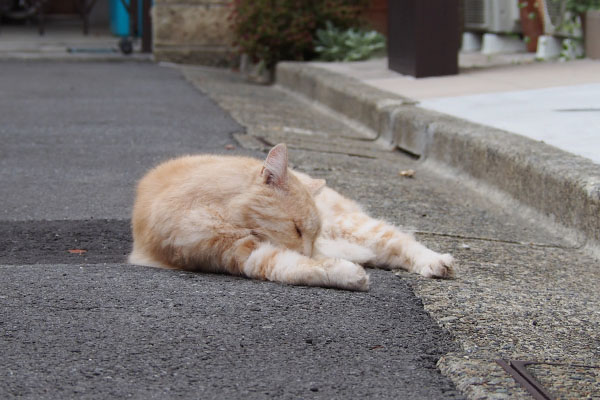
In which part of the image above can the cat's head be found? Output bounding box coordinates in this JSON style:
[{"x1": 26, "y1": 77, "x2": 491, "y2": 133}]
[{"x1": 244, "y1": 144, "x2": 325, "y2": 257}]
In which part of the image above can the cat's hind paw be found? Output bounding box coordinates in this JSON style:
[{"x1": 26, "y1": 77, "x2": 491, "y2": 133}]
[{"x1": 414, "y1": 253, "x2": 455, "y2": 279}]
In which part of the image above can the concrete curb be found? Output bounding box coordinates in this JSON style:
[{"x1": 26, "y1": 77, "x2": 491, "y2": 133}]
[{"x1": 276, "y1": 62, "x2": 600, "y2": 251}]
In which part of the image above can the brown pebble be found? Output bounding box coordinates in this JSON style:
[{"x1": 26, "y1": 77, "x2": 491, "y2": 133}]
[{"x1": 399, "y1": 169, "x2": 415, "y2": 178}]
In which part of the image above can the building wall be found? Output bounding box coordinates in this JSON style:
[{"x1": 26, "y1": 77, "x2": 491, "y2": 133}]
[{"x1": 152, "y1": 0, "x2": 234, "y2": 65}]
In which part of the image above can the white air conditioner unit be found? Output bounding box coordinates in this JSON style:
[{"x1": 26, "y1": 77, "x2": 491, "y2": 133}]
[{"x1": 464, "y1": 0, "x2": 522, "y2": 33}]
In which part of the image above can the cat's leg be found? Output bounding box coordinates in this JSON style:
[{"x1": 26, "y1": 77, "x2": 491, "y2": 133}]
[
  {"x1": 242, "y1": 242, "x2": 369, "y2": 291},
  {"x1": 320, "y1": 212, "x2": 455, "y2": 278},
  {"x1": 161, "y1": 210, "x2": 369, "y2": 291},
  {"x1": 182, "y1": 229, "x2": 370, "y2": 291}
]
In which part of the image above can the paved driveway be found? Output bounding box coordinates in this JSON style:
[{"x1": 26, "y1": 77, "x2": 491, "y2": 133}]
[{"x1": 0, "y1": 61, "x2": 462, "y2": 399}]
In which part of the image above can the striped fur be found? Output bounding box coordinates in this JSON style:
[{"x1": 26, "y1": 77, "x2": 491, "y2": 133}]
[{"x1": 129, "y1": 144, "x2": 454, "y2": 291}]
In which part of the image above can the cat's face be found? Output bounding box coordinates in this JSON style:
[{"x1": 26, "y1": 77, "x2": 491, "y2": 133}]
[
  {"x1": 244, "y1": 144, "x2": 323, "y2": 257},
  {"x1": 257, "y1": 175, "x2": 321, "y2": 257}
]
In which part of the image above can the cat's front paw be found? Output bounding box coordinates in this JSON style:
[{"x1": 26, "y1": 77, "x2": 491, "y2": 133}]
[
  {"x1": 413, "y1": 252, "x2": 455, "y2": 279},
  {"x1": 325, "y1": 259, "x2": 370, "y2": 291}
]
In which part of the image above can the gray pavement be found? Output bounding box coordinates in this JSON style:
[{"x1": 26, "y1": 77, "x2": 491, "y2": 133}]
[
  {"x1": 2, "y1": 59, "x2": 599, "y2": 400},
  {"x1": 184, "y1": 65, "x2": 600, "y2": 399},
  {"x1": 0, "y1": 60, "x2": 240, "y2": 221},
  {"x1": 275, "y1": 61, "x2": 600, "y2": 257},
  {"x1": 0, "y1": 61, "x2": 463, "y2": 399},
  {"x1": 1, "y1": 264, "x2": 459, "y2": 399}
]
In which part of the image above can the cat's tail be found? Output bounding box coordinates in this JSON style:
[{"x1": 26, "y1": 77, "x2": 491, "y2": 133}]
[{"x1": 128, "y1": 248, "x2": 169, "y2": 269}]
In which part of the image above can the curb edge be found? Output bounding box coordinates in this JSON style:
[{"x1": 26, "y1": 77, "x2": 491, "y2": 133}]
[{"x1": 276, "y1": 61, "x2": 600, "y2": 251}]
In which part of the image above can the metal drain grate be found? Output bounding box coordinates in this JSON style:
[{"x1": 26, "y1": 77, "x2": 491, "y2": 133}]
[{"x1": 497, "y1": 360, "x2": 600, "y2": 400}]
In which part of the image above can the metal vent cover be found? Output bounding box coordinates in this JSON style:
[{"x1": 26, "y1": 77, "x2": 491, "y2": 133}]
[
  {"x1": 464, "y1": 0, "x2": 486, "y2": 25},
  {"x1": 464, "y1": 0, "x2": 522, "y2": 33}
]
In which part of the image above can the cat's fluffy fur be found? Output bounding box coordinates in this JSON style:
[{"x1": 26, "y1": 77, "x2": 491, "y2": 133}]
[{"x1": 129, "y1": 144, "x2": 454, "y2": 291}]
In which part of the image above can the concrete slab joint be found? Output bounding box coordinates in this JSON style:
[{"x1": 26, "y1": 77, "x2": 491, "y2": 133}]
[{"x1": 275, "y1": 61, "x2": 600, "y2": 254}]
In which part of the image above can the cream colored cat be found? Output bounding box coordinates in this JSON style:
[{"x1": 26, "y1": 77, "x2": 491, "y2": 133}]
[{"x1": 129, "y1": 143, "x2": 454, "y2": 291}]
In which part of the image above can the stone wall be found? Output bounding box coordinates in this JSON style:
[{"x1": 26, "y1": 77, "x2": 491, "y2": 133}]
[{"x1": 152, "y1": 0, "x2": 234, "y2": 65}]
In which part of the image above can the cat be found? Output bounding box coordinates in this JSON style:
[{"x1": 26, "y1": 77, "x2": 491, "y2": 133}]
[{"x1": 129, "y1": 143, "x2": 455, "y2": 291}]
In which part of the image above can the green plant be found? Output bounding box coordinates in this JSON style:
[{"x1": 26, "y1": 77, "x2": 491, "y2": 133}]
[
  {"x1": 564, "y1": 0, "x2": 600, "y2": 13},
  {"x1": 229, "y1": 0, "x2": 368, "y2": 69},
  {"x1": 549, "y1": 0, "x2": 600, "y2": 30},
  {"x1": 548, "y1": 0, "x2": 599, "y2": 58},
  {"x1": 560, "y1": 37, "x2": 584, "y2": 59},
  {"x1": 314, "y1": 21, "x2": 386, "y2": 61}
]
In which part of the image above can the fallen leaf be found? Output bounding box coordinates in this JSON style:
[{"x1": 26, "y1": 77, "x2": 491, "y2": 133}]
[
  {"x1": 225, "y1": 144, "x2": 235, "y2": 150},
  {"x1": 370, "y1": 345, "x2": 384, "y2": 350},
  {"x1": 68, "y1": 249, "x2": 87, "y2": 254},
  {"x1": 399, "y1": 169, "x2": 415, "y2": 178}
]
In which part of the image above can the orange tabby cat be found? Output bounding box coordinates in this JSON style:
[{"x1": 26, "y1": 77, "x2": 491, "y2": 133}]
[{"x1": 129, "y1": 143, "x2": 454, "y2": 291}]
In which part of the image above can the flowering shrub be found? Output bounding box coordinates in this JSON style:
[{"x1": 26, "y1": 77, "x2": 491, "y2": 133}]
[{"x1": 229, "y1": 0, "x2": 369, "y2": 68}]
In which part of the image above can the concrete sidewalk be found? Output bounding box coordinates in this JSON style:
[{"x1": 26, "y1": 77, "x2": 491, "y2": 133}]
[
  {"x1": 276, "y1": 56, "x2": 600, "y2": 255},
  {"x1": 312, "y1": 57, "x2": 600, "y2": 164},
  {"x1": 0, "y1": 24, "x2": 150, "y2": 61},
  {"x1": 185, "y1": 64, "x2": 600, "y2": 400}
]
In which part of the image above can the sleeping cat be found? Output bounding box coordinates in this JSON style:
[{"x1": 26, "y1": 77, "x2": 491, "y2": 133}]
[{"x1": 129, "y1": 143, "x2": 454, "y2": 291}]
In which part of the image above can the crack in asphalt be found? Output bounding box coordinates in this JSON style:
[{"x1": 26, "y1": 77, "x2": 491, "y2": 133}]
[{"x1": 414, "y1": 230, "x2": 583, "y2": 250}]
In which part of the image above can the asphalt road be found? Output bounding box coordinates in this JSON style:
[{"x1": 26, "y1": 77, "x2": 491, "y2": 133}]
[
  {"x1": 0, "y1": 61, "x2": 463, "y2": 399},
  {"x1": 0, "y1": 60, "x2": 241, "y2": 221}
]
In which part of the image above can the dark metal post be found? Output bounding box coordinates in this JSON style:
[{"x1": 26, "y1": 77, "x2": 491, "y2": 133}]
[
  {"x1": 81, "y1": 0, "x2": 89, "y2": 35},
  {"x1": 141, "y1": 0, "x2": 152, "y2": 53},
  {"x1": 78, "y1": 0, "x2": 99, "y2": 35},
  {"x1": 130, "y1": 0, "x2": 138, "y2": 37},
  {"x1": 37, "y1": 1, "x2": 45, "y2": 35},
  {"x1": 388, "y1": 0, "x2": 460, "y2": 78}
]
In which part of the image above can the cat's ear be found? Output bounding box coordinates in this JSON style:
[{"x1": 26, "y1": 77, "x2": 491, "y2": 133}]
[
  {"x1": 306, "y1": 178, "x2": 326, "y2": 196},
  {"x1": 261, "y1": 143, "x2": 288, "y2": 189}
]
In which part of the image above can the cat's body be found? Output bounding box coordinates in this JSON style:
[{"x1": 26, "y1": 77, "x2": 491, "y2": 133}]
[{"x1": 130, "y1": 144, "x2": 454, "y2": 291}]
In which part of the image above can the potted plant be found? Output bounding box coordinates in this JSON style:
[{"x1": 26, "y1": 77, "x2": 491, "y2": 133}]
[
  {"x1": 229, "y1": 0, "x2": 368, "y2": 83},
  {"x1": 519, "y1": 1, "x2": 545, "y2": 52}
]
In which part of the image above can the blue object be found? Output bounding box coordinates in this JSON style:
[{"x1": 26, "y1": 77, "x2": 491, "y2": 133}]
[{"x1": 109, "y1": 0, "x2": 143, "y2": 37}]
